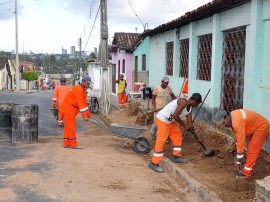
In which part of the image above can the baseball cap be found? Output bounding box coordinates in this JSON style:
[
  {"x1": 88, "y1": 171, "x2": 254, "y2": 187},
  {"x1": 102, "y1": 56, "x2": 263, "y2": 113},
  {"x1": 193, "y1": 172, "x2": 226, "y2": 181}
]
[
  {"x1": 161, "y1": 76, "x2": 169, "y2": 82},
  {"x1": 120, "y1": 74, "x2": 124, "y2": 77},
  {"x1": 82, "y1": 75, "x2": 92, "y2": 84},
  {"x1": 190, "y1": 93, "x2": 202, "y2": 103},
  {"x1": 215, "y1": 109, "x2": 228, "y2": 125}
]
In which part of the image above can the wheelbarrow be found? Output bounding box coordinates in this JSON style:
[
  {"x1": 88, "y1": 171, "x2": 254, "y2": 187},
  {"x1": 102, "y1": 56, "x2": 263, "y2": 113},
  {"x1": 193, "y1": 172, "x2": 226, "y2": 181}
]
[{"x1": 89, "y1": 117, "x2": 151, "y2": 154}]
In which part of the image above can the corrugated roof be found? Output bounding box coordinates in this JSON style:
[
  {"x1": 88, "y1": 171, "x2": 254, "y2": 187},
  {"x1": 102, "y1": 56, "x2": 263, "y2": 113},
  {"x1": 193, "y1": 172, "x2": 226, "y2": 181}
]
[
  {"x1": 141, "y1": 0, "x2": 251, "y2": 37},
  {"x1": 112, "y1": 32, "x2": 141, "y2": 52}
]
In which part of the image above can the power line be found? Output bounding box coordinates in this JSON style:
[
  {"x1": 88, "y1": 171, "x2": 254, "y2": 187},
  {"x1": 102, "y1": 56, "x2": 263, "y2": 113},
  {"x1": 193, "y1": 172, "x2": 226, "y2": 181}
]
[
  {"x1": 0, "y1": 0, "x2": 13, "y2": 6},
  {"x1": 83, "y1": 5, "x2": 100, "y2": 52},
  {"x1": 127, "y1": 0, "x2": 145, "y2": 30}
]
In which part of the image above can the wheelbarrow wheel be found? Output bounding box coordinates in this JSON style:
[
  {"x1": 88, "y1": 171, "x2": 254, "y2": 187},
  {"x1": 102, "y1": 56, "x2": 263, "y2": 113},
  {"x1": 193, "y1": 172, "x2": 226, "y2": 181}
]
[{"x1": 134, "y1": 137, "x2": 151, "y2": 154}]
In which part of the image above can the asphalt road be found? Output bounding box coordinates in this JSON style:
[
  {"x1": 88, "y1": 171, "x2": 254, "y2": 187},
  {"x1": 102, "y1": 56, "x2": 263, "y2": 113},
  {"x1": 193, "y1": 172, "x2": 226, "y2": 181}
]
[{"x1": 0, "y1": 90, "x2": 86, "y2": 137}]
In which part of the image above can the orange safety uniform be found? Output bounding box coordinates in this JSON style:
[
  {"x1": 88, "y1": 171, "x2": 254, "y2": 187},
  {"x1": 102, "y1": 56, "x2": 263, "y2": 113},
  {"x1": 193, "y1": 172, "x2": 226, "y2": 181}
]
[
  {"x1": 231, "y1": 109, "x2": 270, "y2": 177},
  {"x1": 117, "y1": 79, "x2": 127, "y2": 109},
  {"x1": 181, "y1": 79, "x2": 188, "y2": 98},
  {"x1": 60, "y1": 85, "x2": 91, "y2": 148},
  {"x1": 151, "y1": 99, "x2": 192, "y2": 165},
  {"x1": 52, "y1": 84, "x2": 71, "y2": 126}
]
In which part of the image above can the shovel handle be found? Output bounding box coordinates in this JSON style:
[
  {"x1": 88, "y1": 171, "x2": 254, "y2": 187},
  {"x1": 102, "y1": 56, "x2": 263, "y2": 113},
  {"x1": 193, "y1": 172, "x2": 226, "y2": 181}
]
[{"x1": 191, "y1": 131, "x2": 207, "y2": 150}]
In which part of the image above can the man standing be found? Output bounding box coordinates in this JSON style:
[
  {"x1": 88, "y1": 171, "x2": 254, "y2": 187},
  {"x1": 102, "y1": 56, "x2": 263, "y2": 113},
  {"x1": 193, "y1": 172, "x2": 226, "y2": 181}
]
[
  {"x1": 148, "y1": 93, "x2": 202, "y2": 173},
  {"x1": 215, "y1": 109, "x2": 270, "y2": 178},
  {"x1": 115, "y1": 74, "x2": 127, "y2": 110},
  {"x1": 60, "y1": 76, "x2": 91, "y2": 149},
  {"x1": 52, "y1": 77, "x2": 71, "y2": 127},
  {"x1": 151, "y1": 76, "x2": 176, "y2": 140}
]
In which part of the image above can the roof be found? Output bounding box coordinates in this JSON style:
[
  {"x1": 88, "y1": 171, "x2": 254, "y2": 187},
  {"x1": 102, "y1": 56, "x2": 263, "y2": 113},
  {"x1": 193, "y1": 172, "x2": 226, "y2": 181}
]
[
  {"x1": 0, "y1": 57, "x2": 7, "y2": 70},
  {"x1": 111, "y1": 32, "x2": 141, "y2": 52},
  {"x1": 142, "y1": 0, "x2": 251, "y2": 37}
]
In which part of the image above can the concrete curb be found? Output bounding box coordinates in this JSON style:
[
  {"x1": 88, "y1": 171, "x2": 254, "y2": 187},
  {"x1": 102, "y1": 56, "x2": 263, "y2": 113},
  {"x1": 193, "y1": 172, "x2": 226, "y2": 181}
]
[{"x1": 161, "y1": 157, "x2": 223, "y2": 202}]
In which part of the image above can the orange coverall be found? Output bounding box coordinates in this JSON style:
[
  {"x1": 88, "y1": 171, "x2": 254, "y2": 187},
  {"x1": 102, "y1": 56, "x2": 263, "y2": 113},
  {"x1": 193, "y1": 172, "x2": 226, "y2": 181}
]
[
  {"x1": 181, "y1": 79, "x2": 188, "y2": 98},
  {"x1": 60, "y1": 85, "x2": 90, "y2": 148},
  {"x1": 52, "y1": 84, "x2": 71, "y2": 126},
  {"x1": 231, "y1": 109, "x2": 269, "y2": 177}
]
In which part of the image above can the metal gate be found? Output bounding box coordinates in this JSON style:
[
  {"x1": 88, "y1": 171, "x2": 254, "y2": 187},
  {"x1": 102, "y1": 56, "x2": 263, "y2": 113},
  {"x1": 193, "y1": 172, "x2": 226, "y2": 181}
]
[{"x1": 220, "y1": 28, "x2": 246, "y2": 111}]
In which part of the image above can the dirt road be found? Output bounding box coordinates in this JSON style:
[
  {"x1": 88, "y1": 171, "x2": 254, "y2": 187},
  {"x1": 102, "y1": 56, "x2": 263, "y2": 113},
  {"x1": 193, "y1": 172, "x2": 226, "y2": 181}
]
[{"x1": 0, "y1": 119, "x2": 201, "y2": 202}]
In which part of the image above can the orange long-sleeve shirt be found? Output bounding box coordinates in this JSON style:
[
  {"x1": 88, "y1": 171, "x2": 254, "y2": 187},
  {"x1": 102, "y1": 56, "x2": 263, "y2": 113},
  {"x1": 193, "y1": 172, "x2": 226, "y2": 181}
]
[
  {"x1": 231, "y1": 109, "x2": 269, "y2": 154},
  {"x1": 52, "y1": 84, "x2": 71, "y2": 107},
  {"x1": 60, "y1": 85, "x2": 90, "y2": 118}
]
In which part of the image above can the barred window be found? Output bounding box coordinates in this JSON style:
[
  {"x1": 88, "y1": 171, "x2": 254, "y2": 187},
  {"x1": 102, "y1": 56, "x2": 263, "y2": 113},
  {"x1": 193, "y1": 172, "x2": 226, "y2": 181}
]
[
  {"x1": 179, "y1": 39, "x2": 189, "y2": 78},
  {"x1": 142, "y1": 54, "x2": 146, "y2": 71},
  {"x1": 197, "y1": 34, "x2": 212, "y2": 81},
  {"x1": 166, "y1": 42, "x2": 174, "y2": 76}
]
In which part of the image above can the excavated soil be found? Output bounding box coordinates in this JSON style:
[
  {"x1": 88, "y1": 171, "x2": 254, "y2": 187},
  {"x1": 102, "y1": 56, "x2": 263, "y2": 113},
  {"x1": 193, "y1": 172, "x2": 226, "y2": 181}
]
[{"x1": 104, "y1": 105, "x2": 270, "y2": 202}]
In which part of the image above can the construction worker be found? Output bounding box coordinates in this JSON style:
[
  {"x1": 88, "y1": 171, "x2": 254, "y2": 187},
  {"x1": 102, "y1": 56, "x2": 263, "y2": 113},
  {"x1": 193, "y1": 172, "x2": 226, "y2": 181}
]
[
  {"x1": 148, "y1": 93, "x2": 202, "y2": 173},
  {"x1": 215, "y1": 109, "x2": 270, "y2": 178},
  {"x1": 52, "y1": 77, "x2": 71, "y2": 127},
  {"x1": 151, "y1": 76, "x2": 176, "y2": 140},
  {"x1": 115, "y1": 74, "x2": 127, "y2": 110},
  {"x1": 59, "y1": 75, "x2": 91, "y2": 149}
]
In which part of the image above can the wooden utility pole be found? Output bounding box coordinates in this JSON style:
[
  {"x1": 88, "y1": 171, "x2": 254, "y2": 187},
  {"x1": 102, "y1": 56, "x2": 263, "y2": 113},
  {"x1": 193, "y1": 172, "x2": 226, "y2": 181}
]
[
  {"x1": 78, "y1": 37, "x2": 82, "y2": 81},
  {"x1": 100, "y1": 0, "x2": 110, "y2": 114},
  {"x1": 15, "y1": 0, "x2": 20, "y2": 91}
]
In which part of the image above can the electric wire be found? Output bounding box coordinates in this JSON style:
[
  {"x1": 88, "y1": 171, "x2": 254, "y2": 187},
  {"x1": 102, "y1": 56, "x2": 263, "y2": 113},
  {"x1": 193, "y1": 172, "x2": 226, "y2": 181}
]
[
  {"x1": 83, "y1": 4, "x2": 100, "y2": 52},
  {"x1": 127, "y1": 0, "x2": 145, "y2": 30},
  {"x1": 0, "y1": 0, "x2": 13, "y2": 6}
]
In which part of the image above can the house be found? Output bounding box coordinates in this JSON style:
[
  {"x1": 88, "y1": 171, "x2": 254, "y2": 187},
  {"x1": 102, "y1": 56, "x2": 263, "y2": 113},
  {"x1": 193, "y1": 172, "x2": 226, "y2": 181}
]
[
  {"x1": 0, "y1": 57, "x2": 16, "y2": 91},
  {"x1": 138, "y1": 0, "x2": 270, "y2": 151},
  {"x1": 111, "y1": 32, "x2": 140, "y2": 94}
]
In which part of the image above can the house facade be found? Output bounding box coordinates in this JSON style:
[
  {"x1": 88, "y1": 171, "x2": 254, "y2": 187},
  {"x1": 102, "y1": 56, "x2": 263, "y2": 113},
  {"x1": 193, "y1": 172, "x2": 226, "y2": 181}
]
[
  {"x1": 111, "y1": 32, "x2": 140, "y2": 93},
  {"x1": 140, "y1": 0, "x2": 270, "y2": 151}
]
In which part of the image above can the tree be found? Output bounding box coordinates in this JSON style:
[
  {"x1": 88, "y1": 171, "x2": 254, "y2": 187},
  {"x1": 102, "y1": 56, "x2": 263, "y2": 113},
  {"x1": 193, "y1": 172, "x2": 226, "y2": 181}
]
[{"x1": 21, "y1": 71, "x2": 38, "y2": 90}]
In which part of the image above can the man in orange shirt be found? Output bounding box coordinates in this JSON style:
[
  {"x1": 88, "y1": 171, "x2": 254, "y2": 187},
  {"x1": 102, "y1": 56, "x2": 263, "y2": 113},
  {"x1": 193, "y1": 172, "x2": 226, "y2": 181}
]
[
  {"x1": 216, "y1": 109, "x2": 270, "y2": 178},
  {"x1": 52, "y1": 77, "x2": 71, "y2": 127},
  {"x1": 60, "y1": 76, "x2": 91, "y2": 149}
]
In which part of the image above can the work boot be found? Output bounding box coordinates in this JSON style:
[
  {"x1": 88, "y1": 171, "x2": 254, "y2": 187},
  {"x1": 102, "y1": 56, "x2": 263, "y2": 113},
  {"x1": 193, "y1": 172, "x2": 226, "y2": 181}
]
[
  {"x1": 236, "y1": 171, "x2": 247, "y2": 178},
  {"x1": 171, "y1": 156, "x2": 188, "y2": 163},
  {"x1": 71, "y1": 146, "x2": 83, "y2": 149},
  {"x1": 148, "y1": 162, "x2": 164, "y2": 173}
]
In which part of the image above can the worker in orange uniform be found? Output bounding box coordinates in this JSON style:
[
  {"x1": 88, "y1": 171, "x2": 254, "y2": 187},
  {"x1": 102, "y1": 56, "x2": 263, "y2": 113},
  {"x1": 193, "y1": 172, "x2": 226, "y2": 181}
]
[
  {"x1": 181, "y1": 79, "x2": 188, "y2": 99},
  {"x1": 215, "y1": 109, "x2": 270, "y2": 178},
  {"x1": 148, "y1": 93, "x2": 202, "y2": 173},
  {"x1": 115, "y1": 74, "x2": 127, "y2": 110},
  {"x1": 52, "y1": 77, "x2": 71, "y2": 127},
  {"x1": 60, "y1": 75, "x2": 91, "y2": 149}
]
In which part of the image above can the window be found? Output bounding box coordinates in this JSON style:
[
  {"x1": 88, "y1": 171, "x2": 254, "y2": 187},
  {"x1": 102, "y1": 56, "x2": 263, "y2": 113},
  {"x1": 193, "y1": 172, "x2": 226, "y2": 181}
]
[
  {"x1": 166, "y1": 42, "x2": 174, "y2": 76},
  {"x1": 197, "y1": 34, "x2": 212, "y2": 81},
  {"x1": 142, "y1": 54, "x2": 146, "y2": 71},
  {"x1": 179, "y1": 39, "x2": 189, "y2": 78},
  {"x1": 122, "y1": 59, "x2": 125, "y2": 73}
]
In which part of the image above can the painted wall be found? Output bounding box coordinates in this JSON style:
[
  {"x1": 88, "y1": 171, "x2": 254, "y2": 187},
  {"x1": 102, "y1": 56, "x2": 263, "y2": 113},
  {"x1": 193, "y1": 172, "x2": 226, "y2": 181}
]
[
  {"x1": 132, "y1": 37, "x2": 150, "y2": 87},
  {"x1": 111, "y1": 52, "x2": 133, "y2": 92}
]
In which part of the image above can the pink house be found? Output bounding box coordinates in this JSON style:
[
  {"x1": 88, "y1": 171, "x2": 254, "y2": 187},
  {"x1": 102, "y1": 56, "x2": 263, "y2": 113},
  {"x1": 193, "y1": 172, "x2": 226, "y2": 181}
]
[{"x1": 111, "y1": 32, "x2": 140, "y2": 94}]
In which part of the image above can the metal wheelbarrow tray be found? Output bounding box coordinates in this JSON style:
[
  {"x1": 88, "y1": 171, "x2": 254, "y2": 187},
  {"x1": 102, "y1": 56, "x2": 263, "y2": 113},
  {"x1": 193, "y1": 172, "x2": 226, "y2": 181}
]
[{"x1": 89, "y1": 117, "x2": 151, "y2": 154}]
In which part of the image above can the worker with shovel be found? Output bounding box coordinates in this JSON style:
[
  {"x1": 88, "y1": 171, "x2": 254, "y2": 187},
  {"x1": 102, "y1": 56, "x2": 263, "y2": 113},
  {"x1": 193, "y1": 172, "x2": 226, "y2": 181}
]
[
  {"x1": 151, "y1": 76, "x2": 176, "y2": 140},
  {"x1": 148, "y1": 93, "x2": 202, "y2": 173},
  {"x1": 215, "y1": 109, "x2": 270, "y2": 178}
]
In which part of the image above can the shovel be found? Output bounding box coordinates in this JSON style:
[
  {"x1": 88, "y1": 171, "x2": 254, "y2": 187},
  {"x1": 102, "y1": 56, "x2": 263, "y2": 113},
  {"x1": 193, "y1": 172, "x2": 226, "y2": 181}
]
[{"x1": 190, "y1": 130, "x2": 215, "y2": 157}]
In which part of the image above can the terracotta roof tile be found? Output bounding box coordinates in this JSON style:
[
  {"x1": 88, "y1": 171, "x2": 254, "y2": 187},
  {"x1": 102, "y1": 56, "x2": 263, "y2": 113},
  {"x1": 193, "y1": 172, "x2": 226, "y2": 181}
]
[{"x1": 112, "y1": 32, "x2": 141, "y2": 52}]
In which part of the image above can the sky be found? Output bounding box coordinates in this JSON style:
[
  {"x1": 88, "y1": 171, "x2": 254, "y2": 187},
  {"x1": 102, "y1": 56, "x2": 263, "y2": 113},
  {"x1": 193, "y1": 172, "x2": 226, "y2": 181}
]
[{"x1": 0, "y1": 0, "x2": 212, "y2": 54}]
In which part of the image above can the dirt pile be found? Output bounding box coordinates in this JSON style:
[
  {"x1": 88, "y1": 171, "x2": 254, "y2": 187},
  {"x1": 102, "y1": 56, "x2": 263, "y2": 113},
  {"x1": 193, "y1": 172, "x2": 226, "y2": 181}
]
[{"x1": 104, "y1": 109, "x2": 270, "y2": 202}]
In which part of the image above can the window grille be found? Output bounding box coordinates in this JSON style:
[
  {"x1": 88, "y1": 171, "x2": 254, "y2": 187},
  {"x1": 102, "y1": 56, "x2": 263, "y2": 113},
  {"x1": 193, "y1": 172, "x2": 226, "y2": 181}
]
[
  {"x1": 220, "y1": 28, "x2": 246, "y2": 111},
  {"x1": 197, "y1": 34, "x2": 212, "y2": 81},
  {"x1": 142, "y1": 54, "x2": 146, "y2": 71},
  {"x1": 166, "y1": 42, "x2": 174, "y2": 76},
  {"x1": 179, "y1": 39, "x2": 189, "y2": 78}
]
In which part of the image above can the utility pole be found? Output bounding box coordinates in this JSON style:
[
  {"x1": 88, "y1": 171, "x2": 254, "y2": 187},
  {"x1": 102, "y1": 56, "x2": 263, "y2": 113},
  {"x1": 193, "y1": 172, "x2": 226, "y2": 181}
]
[
  {"x1": 100, "y1": 0, "x2": 110, "y2": 114},
  {"x1": 15, "y1": 0, "x2": 20, "y2": 91},
  {"x1": 78, "y1": 37, "x2": 82, "y2": 81}
]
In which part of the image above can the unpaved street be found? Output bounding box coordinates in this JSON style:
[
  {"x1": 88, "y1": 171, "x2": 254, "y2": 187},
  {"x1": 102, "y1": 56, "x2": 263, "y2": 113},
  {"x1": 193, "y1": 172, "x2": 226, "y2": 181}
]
[{"x1": 0, "y1": 119, "x2": 201, "y2": 202}]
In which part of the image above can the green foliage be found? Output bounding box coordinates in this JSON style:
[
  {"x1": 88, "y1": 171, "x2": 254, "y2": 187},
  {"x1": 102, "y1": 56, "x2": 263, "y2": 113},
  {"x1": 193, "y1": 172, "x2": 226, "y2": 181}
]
[{"x1": 22, "y1": 71, "x2": 38, "y2": 82}]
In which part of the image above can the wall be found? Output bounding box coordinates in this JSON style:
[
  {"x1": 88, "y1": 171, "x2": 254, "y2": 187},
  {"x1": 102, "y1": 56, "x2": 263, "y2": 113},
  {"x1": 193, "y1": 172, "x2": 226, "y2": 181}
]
[{"x1": 111, "y1": 51, "x2": 133, "y2": 92}]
